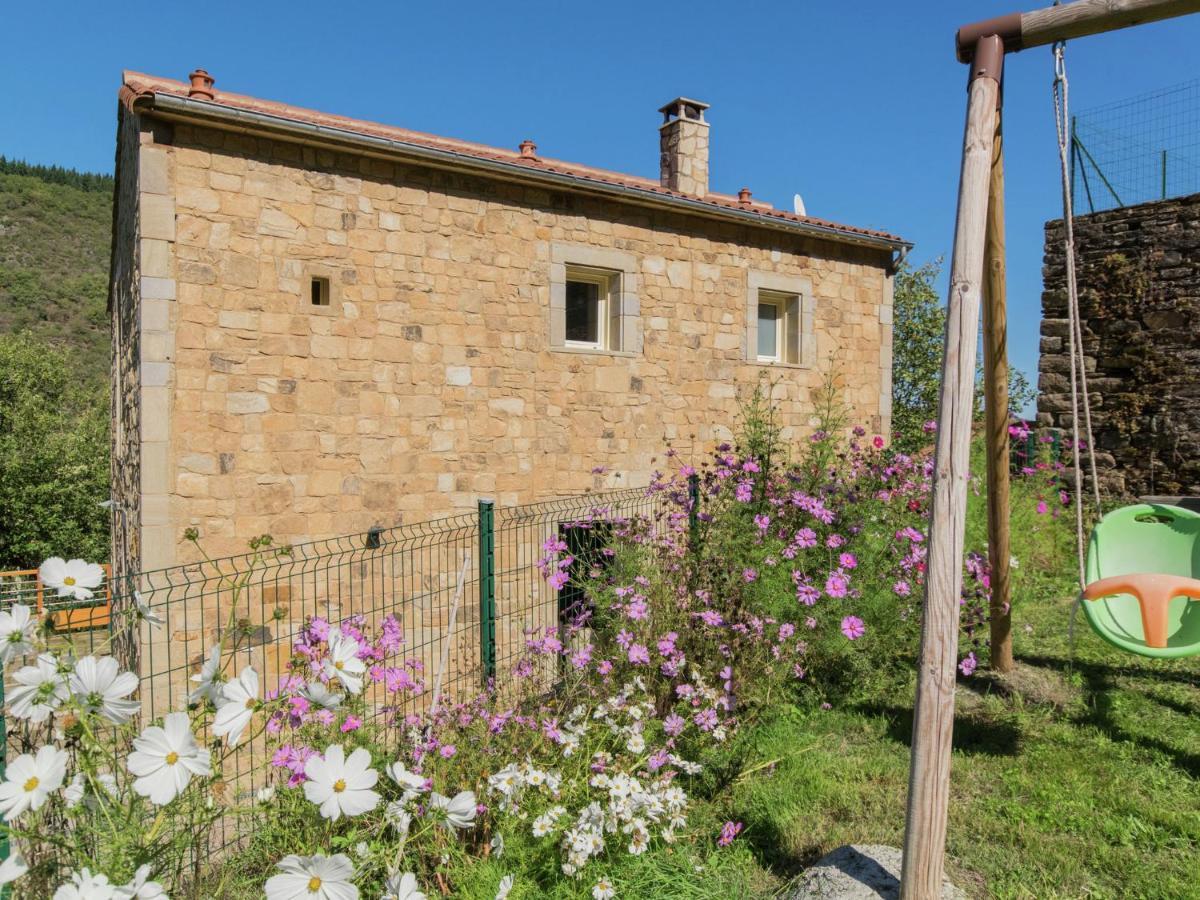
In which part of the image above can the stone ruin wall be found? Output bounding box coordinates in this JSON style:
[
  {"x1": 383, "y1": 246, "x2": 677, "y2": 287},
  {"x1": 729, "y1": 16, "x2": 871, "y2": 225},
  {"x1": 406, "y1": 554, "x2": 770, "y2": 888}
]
[{"x1": 1038, "y1": 193, "x2": 1200, "y2": 498}]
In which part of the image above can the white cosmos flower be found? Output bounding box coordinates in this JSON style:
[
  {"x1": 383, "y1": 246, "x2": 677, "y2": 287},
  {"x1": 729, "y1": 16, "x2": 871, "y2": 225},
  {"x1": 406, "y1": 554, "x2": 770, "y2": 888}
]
[
  {"x1": 133, "y1": 592, "x2": 165, "y2": 629},
  {"x1": 321, "y1": 630, "x2": 366, "y2": 695},
  {"x1": 114, "y1": 865, "x2": 168, "y2": 899},
  {"x1": 0, "y1": 604, "x2": 38, "y2": 665},
  {"x1": 39, "y1": 558, "x2": 104, "y2": 602},
  {"x1": 384, "y1": 801, "x2": 412, "y2": 836},
  {"x1": 127, "y1": 712, "x2": 211, "y2": 805},
  {"x1": 490, "y1": 833, "x2": 505, "y2": 857},
  {"x1": 8, "y1": 653, "x2": 69, "y2": 721},
  {"x1": 0, "y1": 851, "x2": 28, "y2": 885},
  {"x1": 301, "y1": 681, "x2": 343, "y2": 710},
  {"x1": 495, "y1": 875, "x2": 514, "y2": 900},
  {"x1": 188, "y1": 645, "x2": 222, "y2": 705},
  {"x1": 70, "y1": 656, "x2": 140, "y2": 724},
  {"x1": 592, "y1": 878, "x2": 616, "y2": 900},
  {"x1": 257, "y1": 785, "x2": 276, "y2": 804},
  {"x1": 303, "y1": 745, "x2": 380, "y2": 821},
  {"x1": 381, "y1": 871, "x2": 424, "y2": 900},
  {"x1": 53, "y1": 868, "x2": 117, "y2": 900},
  {"x1": 264, "y1": 852, "x2": 358, "y2": 900},
  {"x1": 0, "y1": 744, "x2": 67, "y2": 821},
  {"x1": 386, "y1": 761, "x2": 426, "y2": 801},
  {"x1": 212, "y1": 666, "x2": 258, "y2": 747},
  {"x1": 429, "y1": 790, "x2": 477, "y2": 831},
  {"x1": 64, "y1": 771, "x2": 117, "y2": 810}
]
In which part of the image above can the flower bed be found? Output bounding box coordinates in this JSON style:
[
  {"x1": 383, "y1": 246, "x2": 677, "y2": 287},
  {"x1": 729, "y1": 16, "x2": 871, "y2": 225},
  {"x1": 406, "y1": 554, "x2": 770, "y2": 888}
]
[{"x1": 0, "y1": 403, "x2": 1069, "y2": 899}]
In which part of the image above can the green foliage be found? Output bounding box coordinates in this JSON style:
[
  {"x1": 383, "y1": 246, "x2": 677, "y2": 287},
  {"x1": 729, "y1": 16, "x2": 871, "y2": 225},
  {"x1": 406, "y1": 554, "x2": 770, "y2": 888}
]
[
  {"x1": 891, "y1": 257, "x2": 1040, "y2": 447},
  {"x1": 0, "y1": 156, "x2": 115, "y2": 193},
  {"x1": 0, "y1": 166, "x2": 113, "y2": 384},
  {"x1": 890, "y1": 259, "x2": 946, "y2": 452},
  {"x1": 0, "y1": 332, "x2": 110, "y2": 568}
]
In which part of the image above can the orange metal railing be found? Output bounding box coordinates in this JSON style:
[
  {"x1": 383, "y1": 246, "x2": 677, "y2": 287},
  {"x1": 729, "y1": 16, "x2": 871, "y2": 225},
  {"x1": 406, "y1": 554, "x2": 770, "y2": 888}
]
[{"x1": 0, "y1": 565, "x2": 113, "y2": 631}]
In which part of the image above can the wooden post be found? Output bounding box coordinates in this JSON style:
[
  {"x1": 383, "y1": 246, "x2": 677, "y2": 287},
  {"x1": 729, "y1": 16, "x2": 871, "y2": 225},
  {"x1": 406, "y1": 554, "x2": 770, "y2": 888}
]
[
  {"x1": 900, "y1": 37, "x2": 1002, "y2": 900},
  {"x1": 983, "y1": 107, "x2": 1014, "y2": 674}
]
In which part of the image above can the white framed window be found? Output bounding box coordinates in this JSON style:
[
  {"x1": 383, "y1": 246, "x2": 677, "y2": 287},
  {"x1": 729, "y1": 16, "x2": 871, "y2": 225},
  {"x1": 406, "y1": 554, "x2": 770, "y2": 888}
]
[
  {"x1": 746, "y1": 271, "x2": 813, "y2": 368},
  {"x1": 550, "y1": 243, "x2": 641, "y2": 355},
  {"x1": 565, "y1": 267, "x2": 619, "y2": 350},
  {"x1": 756, "y1": 290, "x2": 798, "y2": 363}
]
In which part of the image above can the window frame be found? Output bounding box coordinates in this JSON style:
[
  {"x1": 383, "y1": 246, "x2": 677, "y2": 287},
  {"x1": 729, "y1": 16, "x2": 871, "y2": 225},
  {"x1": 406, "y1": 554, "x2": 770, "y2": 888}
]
[
  {"x1": 746, "y1": 271, "x2": 813, "y2": 369},
  {"x1": 549, "y1": 243, "x2": 642, "y2": 357},
  {"x1": 563, "y1": 267, "x2": 614, "y2": 351},
  {"x1": 756, "y1": 293, "x2": 784, "y2": 362}
]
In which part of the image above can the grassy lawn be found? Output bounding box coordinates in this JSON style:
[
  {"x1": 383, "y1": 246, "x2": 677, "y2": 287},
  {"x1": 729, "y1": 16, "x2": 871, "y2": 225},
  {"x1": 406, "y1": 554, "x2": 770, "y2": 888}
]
[{"x1": 728, "y1": 506, "x2": 1200, "y2": 898}]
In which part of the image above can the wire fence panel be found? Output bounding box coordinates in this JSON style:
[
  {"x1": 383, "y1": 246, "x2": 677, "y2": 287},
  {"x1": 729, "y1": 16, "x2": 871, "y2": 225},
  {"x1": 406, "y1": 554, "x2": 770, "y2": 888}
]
[
  {"x1": 0, "y1": 488, "x2": 668, "y2": 855},
  {"x1": 1072, "y1": 80, "x2": 1200, "y2": 213}
]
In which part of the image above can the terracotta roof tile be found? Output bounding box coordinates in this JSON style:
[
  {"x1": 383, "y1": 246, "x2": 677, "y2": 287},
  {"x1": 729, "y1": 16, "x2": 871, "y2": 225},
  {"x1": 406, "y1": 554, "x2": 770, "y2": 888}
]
[{"x1": 121, "y1": 71, "x2": 906, "y2": 248}]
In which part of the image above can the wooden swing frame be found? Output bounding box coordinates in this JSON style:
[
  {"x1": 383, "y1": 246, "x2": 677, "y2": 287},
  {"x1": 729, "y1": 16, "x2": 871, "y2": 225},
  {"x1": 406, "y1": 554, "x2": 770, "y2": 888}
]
[{"x1": 901, "y1": 2, "x2": 1200, "y2": 897}]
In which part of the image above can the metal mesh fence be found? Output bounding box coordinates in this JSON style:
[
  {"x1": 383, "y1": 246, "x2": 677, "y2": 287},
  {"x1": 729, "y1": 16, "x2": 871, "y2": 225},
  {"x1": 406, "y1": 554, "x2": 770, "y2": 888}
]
[
  {"x1": 1072, "y1": 79, "x2": 1200, "y2": 213},
  {"x1": 0, "y1": 487, "x2": 669, "y2": 855}
]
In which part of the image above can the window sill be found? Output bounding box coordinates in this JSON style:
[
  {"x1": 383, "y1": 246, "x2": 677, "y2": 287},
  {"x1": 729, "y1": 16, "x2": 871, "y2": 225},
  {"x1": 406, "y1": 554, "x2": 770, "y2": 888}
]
[
  {"x1": 752, "y1": 358, "x2": 811, "y2": 370},
  {"x1": 550, "y1": 345, "x2": 640, "y2": 359}
]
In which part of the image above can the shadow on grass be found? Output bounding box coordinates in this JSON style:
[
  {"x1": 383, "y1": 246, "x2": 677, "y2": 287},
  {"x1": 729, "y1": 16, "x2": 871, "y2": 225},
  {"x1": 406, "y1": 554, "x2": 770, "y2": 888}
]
[
  {"x1": 849, "y1": 703, "x2": 1021, "y2": 756},
  {"x1": 1018, "y1": 652, "x2": 1200, "y2": 779}
]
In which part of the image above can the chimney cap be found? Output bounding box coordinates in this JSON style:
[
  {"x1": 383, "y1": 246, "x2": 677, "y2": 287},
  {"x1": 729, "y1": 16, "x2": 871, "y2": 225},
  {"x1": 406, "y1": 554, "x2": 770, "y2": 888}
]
[
  {"x1": 518, "y1": 139, "x2": 538, "y2": 159},
  {"x1": 188, "y1": 68, "x2": 215, "y2": 100},
  {"x1": 738, "y1": 187, "x2": 753, "y2": 205},
  {"x1": 658, "y1": 97, "x2": 710, "y2": 124}
]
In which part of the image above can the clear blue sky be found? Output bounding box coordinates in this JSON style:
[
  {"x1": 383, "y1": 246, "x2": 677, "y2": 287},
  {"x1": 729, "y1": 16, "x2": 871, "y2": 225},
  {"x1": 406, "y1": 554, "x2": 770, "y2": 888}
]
[{"x1": 4, "y1": 0, "x2": 1199, "y2": 392}]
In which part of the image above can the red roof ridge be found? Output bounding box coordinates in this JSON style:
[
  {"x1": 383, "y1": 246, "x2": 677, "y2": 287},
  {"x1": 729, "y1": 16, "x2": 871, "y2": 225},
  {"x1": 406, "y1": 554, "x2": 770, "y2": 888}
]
[{"x1": 121, "y1": 71, "x2": 906, "y2": 247}]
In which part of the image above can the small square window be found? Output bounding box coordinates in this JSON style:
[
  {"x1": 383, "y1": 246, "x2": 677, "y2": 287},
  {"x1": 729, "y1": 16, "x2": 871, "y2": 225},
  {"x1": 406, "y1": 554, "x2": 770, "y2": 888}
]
[
  {"x1": 310, "y1": 277, "x2": 331, "y2": 307},
  {"x1": 757, "y1": 290, "x2": 800, "y2": 364},
  {"x1": 564, "y1": 267, "x2": 620, "y2": 351}
]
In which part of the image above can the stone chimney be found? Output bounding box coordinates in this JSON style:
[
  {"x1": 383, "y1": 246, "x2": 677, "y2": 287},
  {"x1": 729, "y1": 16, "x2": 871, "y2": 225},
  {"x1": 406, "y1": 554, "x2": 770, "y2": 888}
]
[{"x1": 658, "y1": 97, "x2": 710, "y2": 197}]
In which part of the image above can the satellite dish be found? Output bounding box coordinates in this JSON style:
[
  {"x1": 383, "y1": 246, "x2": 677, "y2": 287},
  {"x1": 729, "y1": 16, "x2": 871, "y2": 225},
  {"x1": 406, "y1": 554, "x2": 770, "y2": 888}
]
[{"x1": 793, "y1": 193, "x2": 807, "y2": 216}]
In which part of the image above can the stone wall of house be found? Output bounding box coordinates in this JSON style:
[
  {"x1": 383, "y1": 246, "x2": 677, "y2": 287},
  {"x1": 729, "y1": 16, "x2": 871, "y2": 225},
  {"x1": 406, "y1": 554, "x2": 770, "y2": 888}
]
[
  {"x1": 1038, "y1": 193, "x2": 1200, "y2": 498},
  {"x1": 130, "y1": 119, "x2": 895, "y2": 565},
  {"x1": 110, "y1": 105, "x2": 142, "y2": 588}
]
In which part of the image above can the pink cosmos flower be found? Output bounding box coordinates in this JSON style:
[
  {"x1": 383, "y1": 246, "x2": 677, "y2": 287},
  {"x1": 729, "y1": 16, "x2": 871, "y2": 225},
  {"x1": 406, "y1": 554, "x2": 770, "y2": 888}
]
[
  {"x1": 825, "y1": 572, "x2": 849, "y2": 598},
  {"x1": 840, "y1": 616, "x2": 865, "y2": 640},
  {"x1": 873, "y1": 436, "x2": 885, "y2": 449},
  {"x1": 340, "y1": 715, "x2": 362, "y2": 733},
  {"x1": 1036, "y1": 500, "x2": 1048, "y2": 515},
  {"x1": 742, "y1": 568, "x2": 757, "y2": 583},
  {"x1": 717, "y1": 821, "x2": 744, "y2": 848},
  {"x1": 839, "y1": 553, "x2": 858, "y2": 570},
  {"x1": 893, "y1": 580, "x2": 911, "y2": 597},
  {"x1": 627, "y1": 644, "x2": 650, "y2": 665},
  {"x1": 796, "y1": 585, "x2": 820, "y2": 606},
  {"x1": 959, "y1": 653, "x2": 978, "y2": 677},
  {"x1": 663, "y1": 713, "x2": 685, "y2": 736}
]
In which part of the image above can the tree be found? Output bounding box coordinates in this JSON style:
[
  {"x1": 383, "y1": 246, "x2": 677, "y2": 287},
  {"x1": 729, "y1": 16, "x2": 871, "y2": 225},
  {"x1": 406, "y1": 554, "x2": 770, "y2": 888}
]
[
  {"x1": 0, "y1": 332, "x2": 109, "y2": 569},
  {"x1": 891, "y1": 259, "x2": 946, "y2": 452},
  {"x1": 891, "y1": 258, "x2": 1038, "y2": 451}
]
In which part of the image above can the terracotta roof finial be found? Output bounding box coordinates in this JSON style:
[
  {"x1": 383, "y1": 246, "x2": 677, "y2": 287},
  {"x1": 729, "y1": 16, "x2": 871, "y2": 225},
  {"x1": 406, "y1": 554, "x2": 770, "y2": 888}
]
[
  {"x1": 738, "y1": 187, "x2": 752, "y2": 206},
  {"x1": 518, "y1": 139, "x2": 538, "y2": 159},
  {"x1": 188, "y1": 69, "x2": 215, "y2": 101}
]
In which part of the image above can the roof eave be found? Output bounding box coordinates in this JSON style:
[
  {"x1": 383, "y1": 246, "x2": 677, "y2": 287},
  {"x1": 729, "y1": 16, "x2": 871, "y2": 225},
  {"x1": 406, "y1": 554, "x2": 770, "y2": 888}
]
[{"x1": 135, "y1": 92, "x2": 910, "y2": 254}]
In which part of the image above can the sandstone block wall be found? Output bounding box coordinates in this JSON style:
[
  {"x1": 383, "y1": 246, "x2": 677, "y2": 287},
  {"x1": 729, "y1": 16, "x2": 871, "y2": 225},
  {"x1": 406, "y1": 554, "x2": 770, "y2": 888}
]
[
  {"x1": 1039, "y1": 193, "x2": 1200, "y2": 497},
  {"x1": 114, "y1": 116, "x2": 895, "y2": 572}
]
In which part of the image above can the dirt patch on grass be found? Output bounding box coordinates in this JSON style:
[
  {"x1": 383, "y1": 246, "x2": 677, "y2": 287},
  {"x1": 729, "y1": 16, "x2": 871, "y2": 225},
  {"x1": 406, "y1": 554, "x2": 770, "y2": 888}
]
[{"x1": 975, "y1": 661, "x2": 1080, "y2": 711}]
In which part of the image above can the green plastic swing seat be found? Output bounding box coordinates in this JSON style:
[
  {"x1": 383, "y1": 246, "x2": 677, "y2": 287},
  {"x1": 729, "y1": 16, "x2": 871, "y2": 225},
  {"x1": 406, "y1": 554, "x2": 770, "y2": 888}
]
[{"x1": 1082, "y1": 503, "x2": 1200, "y2": 659}]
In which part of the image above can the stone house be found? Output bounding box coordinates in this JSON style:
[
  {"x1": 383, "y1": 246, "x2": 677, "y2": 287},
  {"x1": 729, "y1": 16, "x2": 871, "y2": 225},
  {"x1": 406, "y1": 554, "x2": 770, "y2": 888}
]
[{"x1": 109, "y1": 68, "x2": 908, "y2": 578}]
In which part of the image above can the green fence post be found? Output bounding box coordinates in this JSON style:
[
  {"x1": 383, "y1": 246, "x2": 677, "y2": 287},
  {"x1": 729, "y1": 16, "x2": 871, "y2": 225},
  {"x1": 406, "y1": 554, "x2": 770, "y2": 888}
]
[
  {"x1": 478, "y1": 499, "x2": 496, "y2": 684},
  {"x1": 688, "y1": 473, "x2": 700, "y2": 551},
  {"x1": 0, "y1": 676, "x2": 9, "y2": 899}
]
